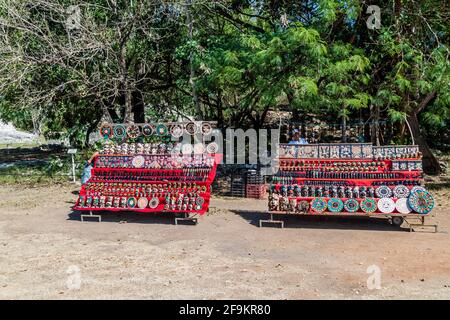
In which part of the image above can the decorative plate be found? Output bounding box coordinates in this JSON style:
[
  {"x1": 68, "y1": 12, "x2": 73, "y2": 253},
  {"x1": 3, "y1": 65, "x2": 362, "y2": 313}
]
[
  {"x1": 327, "y1": 198, "x2": 344, "y2": 212},
  {"x1": 127, "y1": 197, "x2": 137, "y2": 208},
  {"x1": 100, "y1": 124, "x2": 112, "y2": 139},
  {"x1": 149, "y1": 197, "x2": 159, "y2": 209},
  {"x1": 395, "y1": 198, "x2": 412, "y2": 214},
  {"x1": 344, "y1": 198, "x2": 359, "y2": 213},
  {"x1": 311, "y1": 198, "x2": 327, "y2": 213},
  {"x1": 360, "y1": 198, "x2": 377, "y2": 213},
  {"x1": 185, "y1": 122, "x2": 198, "y2": 135},
  {"x1": 142, "y1": 124, "x2": 154, "y2": 136},
  {"x1": 393, "y1": 185, "x2": 410, "y2": 198},
  {"x1": 206, "y1": 142, "x2": 219, "y2": 154},
  {"x1": 408, "y1": 189, "x2": 434, "y2": 214},
  {"x1": 170, "y1": 124, "x2": 183, "y2": 138},
  {"x1": 375, "y1": 185, "x2": 392, "y2": 198},
  {"x1": 411, "y1": 186, "x2": 426, "y2": 193},
  {"x1": 201, "y1": 122, "x2": 212, "y2": 135},
  {"x1": 195, "y1": 196, "x2": 205, "y2": 206},
  {"x1": 377, "y1": 198, "x2": 395, "y2": 213},
  {"x1": 132, "y1": 155, "x2": 145, "y2": 168},
  {"x1": 113, "y1": 124, "x2": 126, "y2": 140},
  {"x1": 181, "y1": 143, "x2": 193, "y2": 155},
  {"x1": 137, "y1": 197, "x2": 148, "y2": 209},
  {"x1": 126, "y1": 125, "x2": 141, "y2": 139},
  {"x1": 156, "y1": 124, "x2": 168, "y2": 136}
]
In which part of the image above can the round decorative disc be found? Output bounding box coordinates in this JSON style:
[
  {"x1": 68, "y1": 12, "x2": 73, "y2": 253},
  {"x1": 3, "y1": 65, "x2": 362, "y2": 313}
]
[
  {"x1": 344, "y1": 198, "x2": 359, "y2": 213},
  {"x1": 127, "y1": 197, "x2": 137, "y2": 208},
  {"x1": 113, "y1": 124, "x2": 126, "y2": 140},
  {"x1": 411, "y1": 186, "x2": 426, "y2": 193},
  {"x1": 201, "y1": 122, "x2": 212, "y2": 135},
  {"x1": 195, "y1": 196, "x2": 205, "y2": 206},
  {"x1": 377, "y1": 198, "x2": 395, "y2": 213},
  {"x1": 327, "y1": 198, "x2": 344, "y2": 212},
  {"x1": 408, "y1": 189, "x2": 434, "y2": 214},
  {"x1": 170, "y1": 124, "x2": 183, "y2": 138},
  {"x1": 193, "y1": 143, "x2": 205, "y2": 154},
  {"x1": 149, "y1": 197, "x2": 159, "y2": 209},
  {"x1": 375, "y1": 185, "x2": 392, "y2": 198},
  {"x1": 393, "y1": 185, "x2": 410, "y2": 198},
  {"x1": 156, "y1": 124, "x2": 168, "y2": 136},
  {"x1": 360, "y1": 198, "x2": 377, "y2": 213},
  {"x1": 126, "y1": 125, "x2": 141, "y2": 139},
  {"x1": 132, "y1": 155, "x2": 145, "y2": 168},
  {"x1": 311, "y1": 198, "x2": 327, "y2": 213},
  {"x1": 395, "y1": 198, "x2": 412, "y2": 214},
  {"x1": 206, "y1": 142, "x2": 219, "y2": 154},
  {"x1": 297, "y1": 200, "x2": 310, "y2": 212},
  {"x1": 137, "y1": 197, "x2": 148, "y2": 209},
  {"x1": 185, "y1": 122, "x2": 198, "y2": 135},
  {"x1": 142, "y1": 124, "x2": 154, "y2": 136},
  {"x1": 100, "y1": 124, "x2": 112, "y2": 139}
]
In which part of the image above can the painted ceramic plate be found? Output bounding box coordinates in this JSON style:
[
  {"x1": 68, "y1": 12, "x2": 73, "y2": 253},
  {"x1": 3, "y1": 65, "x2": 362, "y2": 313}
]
[
  {"x1": 411, "y1": 186, "x2": 426, "y2": 193},
  {"x1": 395, "y1": 198, "x2": 412, "y2": 214},
  {"x1": 311, "y1": 198, "x2": 327, "y2": 213},
  {"x1": 113, "y1": 124, "x2": 126, "y2": 139},
  {"x1": 377, "y1": 198, "x2": 395, "y2": 213},
  {"x1": 375, "y1": 185, "x2": 392, "y2": 198},
  {"x1": 393, "y1": 185, "x2": 410, "y2": 198},
  {"x1": 170, "y1": 124, "x2": 183, "y2": 138},
  {"x1": 327, "y1": 198, "x2": 344, "y2": 212},
  {"x1": 126, "y1": 125, "x2": 141, "y2": 139},
  {"x1": 149, "y1": 197, "x2": 159, "y2": 209},
  {"x1": 201, "y1": 122, "x2": 212, "y2": 135},
  {"x1": 132, "y1": 155, "x2": 145, "y2": 168},
  {"x1": 142, "y1": 124, "x2": 154, "y2": 136},
  {"x1": 100, "y1": 124, "x2": 112, "y2": 139},
  {"x1": 155, "y1": 124, "x2": 168, "y2": 136},
  {"x1": 344, "y1": 198, "x2": 359, "y2": 213},
  {"x1": 408, "y1": 189, "x2": 434, "y2": 214},
  {"x1": 185, "y1": 122, "x2": 198, "y2": 135},
  {"x1": 127, "y1": 197, "x2": 137, "y2": 208},
  {"x1": 206, "y1": 142, "x2": 219, "y2": 154},
  {"x1": 137, "y1": 197, "x2": 148, "y2": 209},
  {"x1": 360, "y1": 198, "x2": 377, "y2": 213},
  {"x1": 193, "y1": 143, "x2": 205, "y2": 154}
]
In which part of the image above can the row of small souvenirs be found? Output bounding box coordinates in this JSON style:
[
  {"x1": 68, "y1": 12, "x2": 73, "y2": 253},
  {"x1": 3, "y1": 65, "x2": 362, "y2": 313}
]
[
  {"x1": 77, "y1": 194, "x2": 206, "y2": 211},
  {"x1": 83, "y1": 182, "x2": 208, "y2": 196},
  {"x1": 101, "y1": 142, "x2": 219, "y2": 156},
  {"x1": 95, "y1": 154, "x2": 216, "y2": 169},
  {"x1": 100, "y1": 122, "x2": 215, "y2": 140},
  {"x1": 279, "y1": 143, "x2": 421, "y2": 160},
  {"x1": 269, "y1": 184, "x2": 424, "y2": 199},
  {"x1": 90, "y1": 169, "x2": 213, "y2": 182},
  {"x1": 268, "y1": 188, "x2": 434, "y2": 215},
  {"x1": 279, "y1": 160, "x2": 387, "y2": 171}
]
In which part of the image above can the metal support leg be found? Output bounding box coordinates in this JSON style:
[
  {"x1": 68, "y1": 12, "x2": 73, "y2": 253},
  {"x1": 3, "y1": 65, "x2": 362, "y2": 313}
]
[
  {"x1": 174, "y1": 212, "x2": 198, "y2": 225},
  {"x1": 81, "y1": 210, "x2": 101, "y2": 222},
  {"x1": 259, "y1": 213, "x2": 284, "y2": 228}
]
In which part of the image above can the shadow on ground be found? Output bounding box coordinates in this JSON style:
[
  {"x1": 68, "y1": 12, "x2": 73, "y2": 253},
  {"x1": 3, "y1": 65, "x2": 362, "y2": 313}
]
[{"x1": 232, "y1": 209, "x2": 408, "y2": 232}]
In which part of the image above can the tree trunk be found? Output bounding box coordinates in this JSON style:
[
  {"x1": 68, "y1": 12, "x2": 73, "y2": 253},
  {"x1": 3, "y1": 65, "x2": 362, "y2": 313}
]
[{"x1": 406, "y1": 113, "x2": 440, "y2": 174}]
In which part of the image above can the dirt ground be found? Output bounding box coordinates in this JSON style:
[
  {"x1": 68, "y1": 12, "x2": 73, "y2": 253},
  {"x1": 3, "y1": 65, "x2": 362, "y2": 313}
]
[{"x1": 0, "y1": 183, "x2": 449, "y2": 300}]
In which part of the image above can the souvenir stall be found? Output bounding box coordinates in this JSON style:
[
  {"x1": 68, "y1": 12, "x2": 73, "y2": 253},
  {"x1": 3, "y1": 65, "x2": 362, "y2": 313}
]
[
  {"x1": 73, "y1": 122, "x2": 221, "y2": 224},
  {"x1": 264, "y1": 143, "x2": 437, "y2": 231}
]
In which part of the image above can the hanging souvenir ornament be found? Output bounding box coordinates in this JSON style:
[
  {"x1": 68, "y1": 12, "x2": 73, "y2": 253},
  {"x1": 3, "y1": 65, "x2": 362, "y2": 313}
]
[
  {"x1": 201, "y1": 122, "x2": 212, "y2": 135},
  {"x1": 126, "y1": 125, "x2": 141, "y2": 139},
  {"x1": 395, "y1": 198, "x2": 412, "y2": 214},
  {"x1": 408, "y1": 189, "x2": 434, "y2": 214},
  {"x1": 195, "y1": 196, "x2": 205, "y2": 207},
  {"x1": 149, "y1": 197, "x2": 159, "y2": 209},
  {"x1": 156, "y1": 124, "x2": 168, "y2": 136},
  {"x1": 327, "y1": 198, "x2": 344, "y2": 212},
  {"x1": 142, "y1": 124, "x2": 154, "y2": 136},
  {"x1": 137, "y1": 197, "x2": 149, "y2": 209},
  {"x1": 375, "y1": 185, "x2": 392, "y2": 198},
  {"x1": 360, "y1": 198, "x2": 377, "y2": 213},
  {"x1": 132, "y1": 155, "x2": 145, "y2": 168},
  {"x1": 377, "y1": 198, "x2": 395, "y2": 213},
  {"x1": 185, "y1": 122, "x2": 198, "y2": 135},
  {"x1": 113, "y1": 124, "x2": 126, "y2": 140},
  {"x1": 311, "y1": 197, "x2": 327, "y2": 213},
  {"x1": 393, "y1": 185, "x2": 410, "y2": 198},
  {"x1": 206, "y1": 142, "x2": 219, "y2": 154},
  {"x1": 100, "y1": 124, "x2": 113, "y2": 139},
  {"x1": 344, "y1": 198, "x2": 359, "y2": 213},
  {"x1": 170, "y1": 124, "x2": 183, "y2": 138}
]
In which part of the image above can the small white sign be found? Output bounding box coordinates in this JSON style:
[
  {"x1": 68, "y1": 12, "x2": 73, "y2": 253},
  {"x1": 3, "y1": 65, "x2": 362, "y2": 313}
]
[{"x1": 67, "y1": 148, "x2": 77, "y2": 154}]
